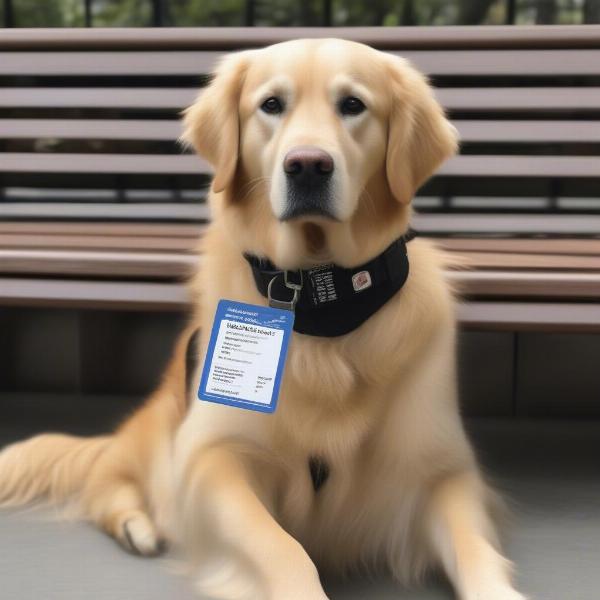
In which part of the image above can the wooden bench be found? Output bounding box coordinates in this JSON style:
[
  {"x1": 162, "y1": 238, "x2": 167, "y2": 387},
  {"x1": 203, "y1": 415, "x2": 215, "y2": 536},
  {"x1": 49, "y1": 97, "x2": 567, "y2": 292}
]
[{"x1": 2, "y1": 26, "x2": 600, "y2": 332}]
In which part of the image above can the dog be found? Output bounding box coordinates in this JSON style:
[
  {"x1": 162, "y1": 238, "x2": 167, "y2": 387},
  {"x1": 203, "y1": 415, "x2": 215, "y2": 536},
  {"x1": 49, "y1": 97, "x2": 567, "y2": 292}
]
[{"x1": 0, "y1": 39, "x2": 527, "y2": 600}]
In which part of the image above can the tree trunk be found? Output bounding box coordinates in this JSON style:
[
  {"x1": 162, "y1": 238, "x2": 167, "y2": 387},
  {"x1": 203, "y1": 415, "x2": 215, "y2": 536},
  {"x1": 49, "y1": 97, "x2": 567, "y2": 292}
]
[
  {"x1": 401, "y1": 0, "x2": 417, "y2": 26},
  {"x1": 3, "y1": 0, "x2": 15, "y2": 27},
  {"x1": 458, "y1": 0, "x2": 497, "y2": 25},
  {"x1": 584, "y1": 0, "x2": 600, "y2": 23},
  {"x1": 535, "y1": 0, "x2": 557, "y2": 24}
]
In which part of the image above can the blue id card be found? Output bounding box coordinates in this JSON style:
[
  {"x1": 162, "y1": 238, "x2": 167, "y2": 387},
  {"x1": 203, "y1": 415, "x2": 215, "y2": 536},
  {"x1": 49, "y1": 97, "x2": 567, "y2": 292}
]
[{"x1": 198, "y1": 300, "x2": 294, "y2": 413}]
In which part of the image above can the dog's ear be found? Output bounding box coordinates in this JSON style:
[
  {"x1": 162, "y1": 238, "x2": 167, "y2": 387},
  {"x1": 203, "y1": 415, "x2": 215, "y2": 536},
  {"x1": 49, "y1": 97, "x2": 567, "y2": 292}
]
[
  {"x1": 385, "y1": 56, "x2": 458, "y2": 205},
  {"x1": 182, "y1": 52, "x2": 251, "y2": 193}
]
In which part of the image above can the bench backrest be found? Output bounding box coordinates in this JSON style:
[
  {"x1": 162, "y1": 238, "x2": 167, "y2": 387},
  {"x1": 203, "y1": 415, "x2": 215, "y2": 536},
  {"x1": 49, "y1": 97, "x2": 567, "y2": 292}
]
[{"x1": 1, "y1": 25, "x2": 600, "y2": 236}]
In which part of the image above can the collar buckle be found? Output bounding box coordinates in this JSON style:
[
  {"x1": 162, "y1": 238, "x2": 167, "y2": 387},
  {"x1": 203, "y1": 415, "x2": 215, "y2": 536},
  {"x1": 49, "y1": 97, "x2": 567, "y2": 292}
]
[
  {"x1": 268, "y1": 270, "x2": 303, "y2": 312},
  {"x1": 284, "y1": 269, "x2": 303, "y2": 291}
]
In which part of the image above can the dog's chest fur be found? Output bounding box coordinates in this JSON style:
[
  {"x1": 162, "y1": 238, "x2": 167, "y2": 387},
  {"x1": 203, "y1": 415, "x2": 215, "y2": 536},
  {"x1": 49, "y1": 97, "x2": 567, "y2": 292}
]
[
  {"x1": 271, "y1": 387, "x2": 427, "y2": 576},
  {"x1": 266, "y1": 339, "x2": 414, "y2": 568}
]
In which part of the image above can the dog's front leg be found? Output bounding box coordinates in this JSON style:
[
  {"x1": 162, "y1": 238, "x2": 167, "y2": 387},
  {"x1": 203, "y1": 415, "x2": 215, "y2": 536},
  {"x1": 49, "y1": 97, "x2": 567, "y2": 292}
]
[
  {"x1": 176, "y1": 443, "x2": 329, "y2": 600},
  {"x1": 427, "y1": 471, "x2": 528, "y2": 600}
]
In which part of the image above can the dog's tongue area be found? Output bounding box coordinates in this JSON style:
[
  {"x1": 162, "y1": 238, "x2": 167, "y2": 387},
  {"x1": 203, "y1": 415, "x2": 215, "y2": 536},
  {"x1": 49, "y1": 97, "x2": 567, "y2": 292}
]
[{"x1": 302, "y1": 222, "x2": 327, "y2": 255}]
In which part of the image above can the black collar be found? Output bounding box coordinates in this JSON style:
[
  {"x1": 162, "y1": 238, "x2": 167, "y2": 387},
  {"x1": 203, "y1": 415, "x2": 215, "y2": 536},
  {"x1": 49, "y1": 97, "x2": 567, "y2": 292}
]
[{"x1": 243, "y1": 229, "x2": 416, "y2": 337}]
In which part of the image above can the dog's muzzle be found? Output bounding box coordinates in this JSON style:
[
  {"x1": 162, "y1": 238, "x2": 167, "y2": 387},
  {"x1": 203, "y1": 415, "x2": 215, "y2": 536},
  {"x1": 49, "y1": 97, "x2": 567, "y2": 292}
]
[{"x1": 280, "y1": 145, "x2": 336, "y2": 221}]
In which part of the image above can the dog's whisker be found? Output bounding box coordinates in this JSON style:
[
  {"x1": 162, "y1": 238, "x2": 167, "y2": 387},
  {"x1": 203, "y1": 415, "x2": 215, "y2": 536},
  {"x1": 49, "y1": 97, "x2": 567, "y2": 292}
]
[{"x1": 238, "y1": 176, "x2": 272, "y2": 201}]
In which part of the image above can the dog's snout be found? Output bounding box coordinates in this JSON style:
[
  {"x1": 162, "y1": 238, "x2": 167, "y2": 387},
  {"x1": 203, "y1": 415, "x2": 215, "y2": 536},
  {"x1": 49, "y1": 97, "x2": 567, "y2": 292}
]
[
  {"x1": 283, "y1": 146, "x2": 334, "y2": 182},
  {"x1": 280, "y1": 146, "x2": 336, "y2": 221}
]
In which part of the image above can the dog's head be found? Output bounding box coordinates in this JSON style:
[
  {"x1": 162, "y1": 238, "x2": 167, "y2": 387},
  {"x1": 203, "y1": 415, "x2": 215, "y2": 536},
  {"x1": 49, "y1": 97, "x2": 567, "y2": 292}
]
[{"x1": 183, "y1": 39, "x2": 457, "y2": 268}]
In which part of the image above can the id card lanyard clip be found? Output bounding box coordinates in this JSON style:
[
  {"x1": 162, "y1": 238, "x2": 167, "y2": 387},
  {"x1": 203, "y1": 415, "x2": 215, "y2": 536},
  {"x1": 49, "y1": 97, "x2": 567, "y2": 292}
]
[{"x1": 267, "y1": 270, "x2": 303, "y2": 312}]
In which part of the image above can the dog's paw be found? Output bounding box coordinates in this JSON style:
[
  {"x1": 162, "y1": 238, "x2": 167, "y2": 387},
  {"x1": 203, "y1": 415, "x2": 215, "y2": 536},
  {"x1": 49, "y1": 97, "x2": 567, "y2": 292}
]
[
  {"x1": 194, "y1": 556, "x2": 262, "y2": 600},
  {"x1": 120, "y1": 512, "x2": 166, "y2": 557},
  {"x1": 193, "y1": 555, "x2": 331, "y2": 600},
  {"x1": 490, "y1": 591, "x2": 528, "y2": 600},
  {"x1": 468, "y1": 584, "x2": 528, "y2": 600}
]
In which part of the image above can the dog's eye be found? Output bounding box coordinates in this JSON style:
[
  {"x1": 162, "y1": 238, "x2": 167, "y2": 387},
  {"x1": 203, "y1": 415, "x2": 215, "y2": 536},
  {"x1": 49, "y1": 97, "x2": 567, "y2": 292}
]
[
  {"x1": 339, "y1": 96, "x2": 366, "y2": 116},
  {"x1": 260, "y1": 96, "x2": 284, "y2": 115}
]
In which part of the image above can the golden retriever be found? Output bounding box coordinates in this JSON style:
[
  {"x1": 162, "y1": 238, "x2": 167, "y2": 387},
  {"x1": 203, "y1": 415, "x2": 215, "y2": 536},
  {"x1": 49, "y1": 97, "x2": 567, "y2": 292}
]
[{"x1": 0, "y1": 39, "x2": 526, "y2": 600}]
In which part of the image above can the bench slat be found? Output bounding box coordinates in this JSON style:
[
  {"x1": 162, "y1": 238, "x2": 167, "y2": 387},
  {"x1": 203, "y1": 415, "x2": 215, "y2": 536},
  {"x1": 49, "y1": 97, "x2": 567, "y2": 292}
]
[
  {"x1": 0, "y1": 51, "x2": 221, "y2": 75},
  {"x1": 4, "y1": 87, "x2": 600, "y2": 112},
  {"x1": 0, "y1": 119, "x2": 182, "y2": 140},
  {"x1": 1, "y1": 246, "x2": 598, "y2": 273},
  {"x1": 440, "y1": 155, "x2": 600, "y2": 177},
  {"x1": 0, "y1": 153, "x2": 209, "y2": 174},
  {"x1": 0, "y1": 249, "x2": 196, "y2": 279},
  {"x1": 422, "y1": 196, "x2": 600, "y2": 211},
  {"x1": 1, "y1": 276, "x2": 599, "y2": 332},
  {"x1": 0, "y1": 202, "x2": 210, "y2": 221},
  {"x1": 6, "y1": 231, "x2": 600, "y2": 265},
  {"x1": 2, "y1": 26, "x2": 600, "y2": 51},
  {"x1": 3, "y1": 50, "x2": 600, "y2": 76},
  {"x1": 438, "y1": 238, "x2": 600, "y2": 256},
  {"x1": 5, "y1": 119, "x2": 600, "y2": 144},
  {"x1": 451, "y1": 271, "x2": 600, "y2": 300},
  {"x1": 458, "y1": 301, "x2": 600, "y2": 333},
  {"x1": 0, "y1": 88, "x2": 197, "y2": 109},
  {"x1": 3, "y1": 153, "x2": 599, "y2": 178},
  {"x1": 0, "y1": 233, "x2": 196, "y2": 251},
  {"x1": 0, "y1": 221, "x2": 204, "y2": 237},
  {"x1": 0, "y1": 277, "x2": 189, "y2": 311},
  {"x1": 438, "y1": 88, "x2": 600, "y2": 111},
  {"x1": 2, "y1": 229, "x2": 598, "y2": 258},
  {"x1": 1, "y1": 206, "x2": 595, "y2": 236},
  {"x1": 3, "y1": 244, "x2": 600, "y2": 280},
  {"x1": 454, "y1": 120, "x2": 600, "y2": 143},
  {"x1": 459, "y1": 252, "x2": 600, "y2": 271},
  {"x1": 413, "y1": 213, "x2": 600, "y2": 235},
  {"x1": 3, "y1": 238, "x2": 600, "y2": 271},
  {"x1": 402, "y1": 49, "x2": 600, "y2": 75}
]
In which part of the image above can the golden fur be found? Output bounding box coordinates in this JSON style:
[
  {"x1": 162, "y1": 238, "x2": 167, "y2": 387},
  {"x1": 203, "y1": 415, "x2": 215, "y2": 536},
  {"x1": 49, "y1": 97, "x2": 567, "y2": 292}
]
[{"x1": 0, "y1": 39, "x2": 526, "y2": 600}]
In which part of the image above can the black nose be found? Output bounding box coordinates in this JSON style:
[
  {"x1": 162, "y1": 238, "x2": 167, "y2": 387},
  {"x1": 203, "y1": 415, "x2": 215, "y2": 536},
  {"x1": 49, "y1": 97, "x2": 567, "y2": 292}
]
[{"x1": 283, "y1": 146, "x2": 334, "y2": 186}]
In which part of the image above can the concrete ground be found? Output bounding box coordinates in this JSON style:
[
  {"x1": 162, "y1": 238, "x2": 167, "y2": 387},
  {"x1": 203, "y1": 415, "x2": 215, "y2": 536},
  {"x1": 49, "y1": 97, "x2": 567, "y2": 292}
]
[{"x1": 1, "y1": 396, "x2": 598, "y2": 599}]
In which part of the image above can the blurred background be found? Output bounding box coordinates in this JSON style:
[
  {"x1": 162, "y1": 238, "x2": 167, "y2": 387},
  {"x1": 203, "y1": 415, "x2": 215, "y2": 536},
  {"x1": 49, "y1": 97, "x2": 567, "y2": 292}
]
[
  {"x1": 1, "y1": 3, "x2": 600, "y2": 599},
  {"x1": 2, "y1": 0, "x2": 600, "y2": 27}
]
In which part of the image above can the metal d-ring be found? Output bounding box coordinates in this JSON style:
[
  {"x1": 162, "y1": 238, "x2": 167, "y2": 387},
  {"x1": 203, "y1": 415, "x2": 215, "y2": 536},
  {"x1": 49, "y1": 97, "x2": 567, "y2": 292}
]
[{"x1": 268, "y1": 270, "x2": 303, "y2": 311}]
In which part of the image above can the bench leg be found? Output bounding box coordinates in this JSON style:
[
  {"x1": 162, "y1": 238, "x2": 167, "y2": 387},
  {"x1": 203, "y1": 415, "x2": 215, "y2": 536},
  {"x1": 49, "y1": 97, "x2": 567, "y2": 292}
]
[{"x1": 427, "y1": 471, "x2": 528, "y2": 600}]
